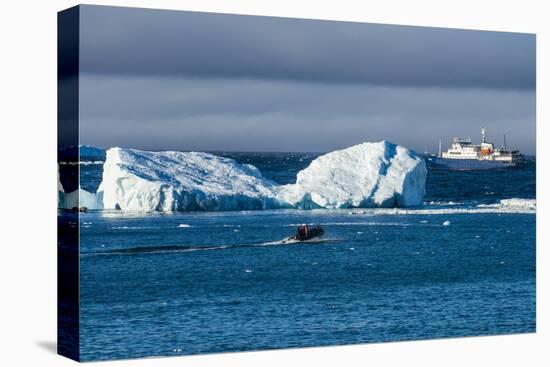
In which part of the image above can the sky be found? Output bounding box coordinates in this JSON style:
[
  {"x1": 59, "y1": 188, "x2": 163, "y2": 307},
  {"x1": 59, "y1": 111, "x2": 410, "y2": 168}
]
[{"x1": 77, "y1": 5, "x2": 536, "y2": 154}]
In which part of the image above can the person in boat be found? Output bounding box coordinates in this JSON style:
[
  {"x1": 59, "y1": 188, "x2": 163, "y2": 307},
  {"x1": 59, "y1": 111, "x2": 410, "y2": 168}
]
[{"x1": 294, "y1": 224, "x2": 324, "y2": 241}]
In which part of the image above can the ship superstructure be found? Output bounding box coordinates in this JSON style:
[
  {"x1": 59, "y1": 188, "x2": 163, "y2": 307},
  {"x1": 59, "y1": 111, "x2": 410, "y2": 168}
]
[{"x1": 428, "y1": 128, "x2": 522, "y2": 169}]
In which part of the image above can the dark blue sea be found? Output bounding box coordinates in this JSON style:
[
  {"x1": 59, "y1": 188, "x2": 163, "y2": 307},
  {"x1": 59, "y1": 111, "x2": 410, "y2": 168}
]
[{"x1": 73, "y1": 152, "x2": 536, "y2": 361}]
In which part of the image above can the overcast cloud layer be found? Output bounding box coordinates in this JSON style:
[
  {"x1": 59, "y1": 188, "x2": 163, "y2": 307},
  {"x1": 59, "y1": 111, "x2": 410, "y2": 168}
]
[{"x1": 78, "y1": 5, "x2": 536, "y2": 153}]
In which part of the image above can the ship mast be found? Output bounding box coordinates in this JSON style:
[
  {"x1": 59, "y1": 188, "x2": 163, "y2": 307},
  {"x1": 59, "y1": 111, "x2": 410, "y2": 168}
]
[
  {"x1": 481, "y1": 128, "x2": 486, "y2": 144},
  {"x1": 503, "y1": 134, "x2": 507, "y2": 151},
  {"x1": 438, "y1": 139, "x2": 442, "y2": 157}
]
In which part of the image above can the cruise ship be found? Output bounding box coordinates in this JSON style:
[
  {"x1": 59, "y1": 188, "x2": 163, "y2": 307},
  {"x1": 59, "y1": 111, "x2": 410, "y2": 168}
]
[{"x1": 427, "y1": 128, "x2": 522, "y2": 170}]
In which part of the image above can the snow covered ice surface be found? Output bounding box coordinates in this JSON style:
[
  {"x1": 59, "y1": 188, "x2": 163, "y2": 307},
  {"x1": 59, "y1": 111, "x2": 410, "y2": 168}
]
[
  {"x1": 92, "y1": 141, "x2": 427, "y2": 212},
  {"x1": 98, "y1": 147, "x2": 283, "y2": 211},
  {"x1": 278, "y1": 141, "x2": 427, "y2": 208}
]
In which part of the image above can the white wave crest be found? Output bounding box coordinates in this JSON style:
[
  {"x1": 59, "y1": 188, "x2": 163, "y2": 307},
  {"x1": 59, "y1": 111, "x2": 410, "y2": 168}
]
[
  {"x1": 346, "y1": 198, "x2": 535, "y2": 215},
  {"x1": 477, "y1": 198, "x2": 536, "y2": 211}
]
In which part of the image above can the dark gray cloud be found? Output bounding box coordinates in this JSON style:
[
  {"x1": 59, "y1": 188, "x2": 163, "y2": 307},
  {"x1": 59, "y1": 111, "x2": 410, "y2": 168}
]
[
  {"x1": 79, "y1": 5, "x2": 535, "y2": 90},
  {"x1": 80, "y1": 75, "x2": 536, "y2": 154}
]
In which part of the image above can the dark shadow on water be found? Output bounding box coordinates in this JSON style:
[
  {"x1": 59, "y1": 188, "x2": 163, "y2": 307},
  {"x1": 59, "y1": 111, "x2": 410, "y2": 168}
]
[{"x1": 36, "y1": 340, "x2": 57, "y2": 354}]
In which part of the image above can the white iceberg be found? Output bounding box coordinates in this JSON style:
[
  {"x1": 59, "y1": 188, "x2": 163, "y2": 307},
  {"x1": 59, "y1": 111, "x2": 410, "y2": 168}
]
[
  {"x1": 58, "y1": 167, "x2": 64, "y2": 207},
  {"x1": 95, "y1": 142, "x2": 426, "y2": 212},
  {"x1": 60, "y1": 186, "x2": 103, "y2": 210},
  {"x1": 58, "y1": 164, "x2": 103, "y2": 210},
  {"x1": 98, "y1": 147, "x2": 283, "y2": 212},
  {"x1": 278, "y1": 141, "x2": 426, "y2": 208}
]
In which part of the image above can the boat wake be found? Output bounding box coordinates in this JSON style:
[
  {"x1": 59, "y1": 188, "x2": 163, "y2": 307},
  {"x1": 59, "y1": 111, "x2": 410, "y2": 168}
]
[{"x1": 82, "y1": 237, "x2": 338, "y2": 257}]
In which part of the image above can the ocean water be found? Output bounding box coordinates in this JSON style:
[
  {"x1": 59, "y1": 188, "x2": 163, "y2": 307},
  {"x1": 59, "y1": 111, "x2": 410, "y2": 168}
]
[{"x1": 75, "y1": 153, "x2": 536, "y2": 361}]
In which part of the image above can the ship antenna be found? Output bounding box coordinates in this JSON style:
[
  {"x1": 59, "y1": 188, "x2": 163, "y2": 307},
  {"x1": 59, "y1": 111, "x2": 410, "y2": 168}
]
[
  {"x1": 503, "y1": 134, "x2": 507, "y2": 151},
  {"x1": 438, "y1": 139, "x2": 442, "y2": 157},
  {"x1": 481, "y1": 127, "x2": 486, "y2": 143}
]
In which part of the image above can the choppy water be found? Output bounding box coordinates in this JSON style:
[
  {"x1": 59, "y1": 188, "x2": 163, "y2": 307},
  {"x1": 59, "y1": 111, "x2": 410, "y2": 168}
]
[{"x1": 73, "y1": 152, "x2": 535, "y2": 361}]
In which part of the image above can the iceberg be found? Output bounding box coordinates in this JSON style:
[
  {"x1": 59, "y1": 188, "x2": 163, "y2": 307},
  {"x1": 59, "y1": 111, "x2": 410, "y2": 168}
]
[
  {"x1": 60, "y1": 186, "x2": 103, "y2": 210},
  {"x1": 98, "y1": 148, "x2": 283, "y2": 211},
  {"x1": 58, "y1": 163, "x2": 102, "y2": 210},
  {"x1": 95, "y1": 142, "x2": 426, "y2": 212},
  {"x1": 58, "y1": 167, "x2": 64, "y2": 207},
  {"x1": 278, "y1": 141, "x2": 426, "y2": 208}
]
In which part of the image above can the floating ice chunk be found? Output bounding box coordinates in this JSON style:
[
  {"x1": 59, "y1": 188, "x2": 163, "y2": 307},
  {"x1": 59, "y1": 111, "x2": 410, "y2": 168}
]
[
  {"x1": 58, "y1": 167, "x2": 64, "y2": 193},
  {"x1": 278, "y1": 141, "x2": 426, "y2": 208},
  {"x1": 442, "y1": 220, "x2": 451, "y2": 226},
  {"x1": 177, "y1": 224, "x2": 191, "y2": 228},
  {"x1": 60, "y1": 186, "x2": 103, "y2": 210},
  {"x1": 98, "y1": 148, "x2": 284, "y2": 212},
  {"x1": 96, "y1": 142, "x2": 427, "y2": 212},
  {"x1": 477, "y1": 198, "x2": 536, "y2": 211},
  {"x1": 58, "y1": 166, "x2": 64, "y2": 207}
]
